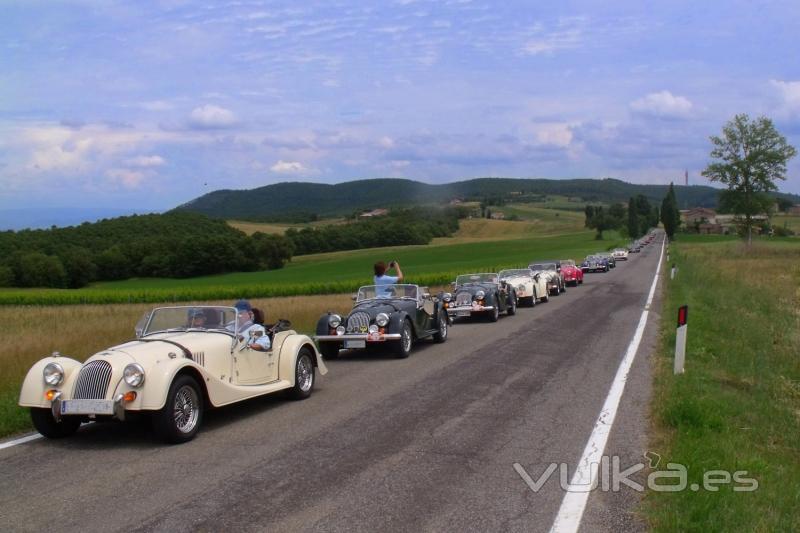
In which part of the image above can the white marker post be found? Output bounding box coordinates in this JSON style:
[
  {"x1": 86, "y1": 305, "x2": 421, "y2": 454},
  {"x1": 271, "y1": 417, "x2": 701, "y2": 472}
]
[{"x1": 674, "y1": 305, "x2": 688, "y2": 374}]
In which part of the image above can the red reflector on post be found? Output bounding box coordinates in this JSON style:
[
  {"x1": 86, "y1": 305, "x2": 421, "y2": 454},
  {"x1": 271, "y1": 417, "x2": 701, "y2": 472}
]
[{"x1": 677, "y1": 305, "x2": 688, "y2": 327}]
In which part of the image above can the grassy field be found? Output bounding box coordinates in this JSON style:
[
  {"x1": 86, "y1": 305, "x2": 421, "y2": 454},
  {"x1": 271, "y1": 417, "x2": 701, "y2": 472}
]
[
  {"x1": 773, "y1": 213, "x2": 800, "y2": 233},
  {"x1": 228, "y1": 218, "x2": 346, "y2": 235},
  {"x1": 0, "y1": 229, "x2": 623, "y2": 305},
  {"x1": 645, "y1": 239, "x2": 800, "y2": 531}
]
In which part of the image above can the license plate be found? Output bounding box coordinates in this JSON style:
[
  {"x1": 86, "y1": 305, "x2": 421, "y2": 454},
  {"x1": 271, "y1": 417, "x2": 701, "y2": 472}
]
[
  {"x1": 457, "y1": 310, "x2": 471, "y2": 317},
  {"x1": 61, "y1": 399, "x2": 114, "y2": 415},
  {"x1": 345, "y1": 340, "x2": 366, "y2": 349}
]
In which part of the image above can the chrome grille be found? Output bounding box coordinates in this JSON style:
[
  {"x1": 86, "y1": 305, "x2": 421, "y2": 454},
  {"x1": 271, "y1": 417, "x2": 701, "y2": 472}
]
[
  {"x1": 455, "y1": 292, "x2": 473, "y2": 306},
  {"x1": 73, "y1": 360, "x2": 113, "y2": 400},
  {"x1": 346, "y1": 312, "x2": 371, "y2": 333}
]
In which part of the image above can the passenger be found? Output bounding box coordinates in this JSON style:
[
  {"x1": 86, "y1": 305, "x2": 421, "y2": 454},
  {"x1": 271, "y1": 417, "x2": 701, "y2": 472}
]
[
  {"x1": 229, "y1": 300, "x2": 271, "y2": 351},
  {"x1": 188, "y1": 308, "x2": 207, "y2": 328},
  {"x1": 373, "y1": 260, "x2": 404, "y2": 298}
]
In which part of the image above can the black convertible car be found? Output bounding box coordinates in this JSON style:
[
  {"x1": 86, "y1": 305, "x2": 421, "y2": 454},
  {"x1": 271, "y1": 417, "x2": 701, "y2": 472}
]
[
  {"x1": 314, "y1": 284, "x2": 448, "y2": 359},
  {"x1": 443, "y1": 273, "x2": 517, "y2": 322}
]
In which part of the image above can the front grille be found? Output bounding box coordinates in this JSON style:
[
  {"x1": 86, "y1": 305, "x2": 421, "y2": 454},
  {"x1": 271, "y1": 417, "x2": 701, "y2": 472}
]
[
  {"x1": 455, "y1": 292, "x2": 473, "y2": 306},
  {"x1": 346, "y1": 312, "x2": 371, "y2": 333},
  {"x1": 73, "y1": 360, "x2": 113, "y2": 400}
]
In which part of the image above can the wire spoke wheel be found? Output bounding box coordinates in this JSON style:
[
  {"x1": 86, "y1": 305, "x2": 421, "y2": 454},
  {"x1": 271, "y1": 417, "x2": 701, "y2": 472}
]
[{"x1": 173, "y1": 385, "x2": 200, "y2": 434}]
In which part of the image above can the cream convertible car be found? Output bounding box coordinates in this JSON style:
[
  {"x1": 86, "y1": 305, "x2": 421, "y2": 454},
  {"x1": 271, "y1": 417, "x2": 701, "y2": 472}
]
[{"x1": 19, "y1": 306, "x2": 327, "y2": 443}]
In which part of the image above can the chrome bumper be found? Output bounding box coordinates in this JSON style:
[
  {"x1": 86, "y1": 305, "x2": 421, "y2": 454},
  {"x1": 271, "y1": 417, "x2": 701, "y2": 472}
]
[
  {"x1": 446, "y1": 305, "x2": 494, "y2": 315},
  {"x1": 314, "y1": 333, "x2": 402, "y2": 342}
]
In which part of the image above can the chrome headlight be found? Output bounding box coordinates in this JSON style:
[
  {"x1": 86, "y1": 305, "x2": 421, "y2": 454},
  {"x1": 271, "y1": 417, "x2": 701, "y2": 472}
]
[
  {"x1": 376, "y1": 313, "x2": 390, "y2": 327},
  {"x1": 476, "y1": 290, "x2": 485, "y2": 300},
  {"x1": 443, "y1": 292, "x2": 452, "y2": 302},
  {"x1": 328, "y1": 314, "x2": 342, "y2": 328},
  {"x1": 368, "y1": 324, "x2": 379, "y2": 334},
  {"x1": 336, "y1": 325, "x2": 345, "y2": 335},
  {"x1": 43, "y1": 362, "x2": 64, "y2": 386},
  {"x1": 123, "y1": 363, "x2": 146, "y2": 388}
]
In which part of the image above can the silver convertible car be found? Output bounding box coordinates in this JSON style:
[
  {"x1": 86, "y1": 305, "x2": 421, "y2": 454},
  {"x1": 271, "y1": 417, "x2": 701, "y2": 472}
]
[{"x1": 19, "y1": 306, "x2": 327, "y2": 443}]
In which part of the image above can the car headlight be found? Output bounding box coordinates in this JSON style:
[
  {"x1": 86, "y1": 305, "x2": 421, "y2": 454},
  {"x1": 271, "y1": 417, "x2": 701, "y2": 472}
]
[
  {"x1": 376, "y1": 313, "x2": 390, "y2": 327},
  {"x1": 43, "y1": 362, "x2": 64, "y2": 386},
  {"x1": 328, "y1": 314, "x2": 342, "y2": 328},
  {"x1": 476, "y1": 290, "x2": 485, "y2": 300},
  {"x1": 368, "y1": 324, "x2": 379, "y2": 334},
  {"x1": 443, "y1": 292, "x2": 452, "y2": 302},
  {"x1": 336, "y1": 325, "x2": 345, "y2": 335},
  {"x1": 123, "y1": 363, "x2": 146, "y2": 388}
]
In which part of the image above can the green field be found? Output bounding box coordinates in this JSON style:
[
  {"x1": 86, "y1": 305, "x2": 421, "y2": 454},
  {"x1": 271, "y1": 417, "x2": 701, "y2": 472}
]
[
  {"x1": 0, "y1": 229, "x2": 623, "y2": 305},
  {"x1": 645, "y1": 239, "x2": 800, "y2": 531}
]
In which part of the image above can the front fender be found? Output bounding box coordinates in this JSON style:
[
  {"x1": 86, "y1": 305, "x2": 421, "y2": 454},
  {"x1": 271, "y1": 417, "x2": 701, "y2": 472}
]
[
  {"x1": 127, "y1": 358, "x2": 212, "y2": 411},
  {"x1": 388, "y1": 311, "x2": 411, "y2": 337},
  {"x1": 277, "y1": 331, "x2": 328, "y2": 383},
  {"x1": 19, "y1": 356, "x2": 83, "y2": 407}
]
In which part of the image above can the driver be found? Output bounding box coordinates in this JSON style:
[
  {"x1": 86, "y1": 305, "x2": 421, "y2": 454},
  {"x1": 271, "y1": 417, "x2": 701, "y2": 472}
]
[
  {"x1": 228, "y1": 300, "x2": 271, "y2": 351},
  {"x1": 187, "y1": 308, "x2": 207, "y2": 328}
]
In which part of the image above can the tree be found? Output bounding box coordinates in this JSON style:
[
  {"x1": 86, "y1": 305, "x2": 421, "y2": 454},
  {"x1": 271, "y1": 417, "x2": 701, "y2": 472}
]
[
  {"x1": 701, "y1": 114, "x2": 797, "y2": 245},
  {"x1": 660, "y1": 183, "x2": 680, "y2": 240},
  {"x1": 627, "y1": 197, "x2": 640, "y2": 238}
]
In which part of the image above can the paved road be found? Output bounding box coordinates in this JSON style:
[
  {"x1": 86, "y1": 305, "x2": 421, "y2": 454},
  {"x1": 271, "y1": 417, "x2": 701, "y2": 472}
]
[{"x1": 0, "y1": 235, "x2": 664, "y2": 533}]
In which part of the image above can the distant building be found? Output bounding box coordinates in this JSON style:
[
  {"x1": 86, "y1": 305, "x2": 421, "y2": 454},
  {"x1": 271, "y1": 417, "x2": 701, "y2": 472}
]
[
  {"x1": 680, "y1": 207, "x2": 717, "y2": 225},
  {"x1": 359, "y1": 208, "x2": 389, "y2": 218},
  {"x1": 788, "y1": 205, "x2": 800, "y2": 216},
  {"x1": 449, "y1": 198, "x2": 463, "y2": 205}
]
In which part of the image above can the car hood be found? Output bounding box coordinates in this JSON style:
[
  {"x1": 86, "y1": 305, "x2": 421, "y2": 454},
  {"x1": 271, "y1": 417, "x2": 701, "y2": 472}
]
[
  {"x1": 501, "y1": 275, "x2": 532, "y2": 284},
  {"x1": 351, "y1": 300, "x2": 414, "y2": 317},
  {"x1": 101, "y1": 331, "x2": 234, "y2": 363}
]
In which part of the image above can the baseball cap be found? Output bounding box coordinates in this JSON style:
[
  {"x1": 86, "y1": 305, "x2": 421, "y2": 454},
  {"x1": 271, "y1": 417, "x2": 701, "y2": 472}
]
[{"x1": 234, "y1": 299, "x2": 252, "y2": 312}]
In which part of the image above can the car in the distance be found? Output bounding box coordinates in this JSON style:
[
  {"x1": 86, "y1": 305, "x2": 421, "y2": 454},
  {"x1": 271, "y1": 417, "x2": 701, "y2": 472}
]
[
  {"x1": 559, "y1": 259, "x2": 584, "y2": 286},
  {"x1": 529, "y1": 261, "x2": 566, "y2": 295},
  {"x1": 581, "y1": 255, "x2": 609, "y2": 273},
  {"x1": 499, "y1": 268, "x2": 548, "y2": 306},
  {"x1": 612, "y1": 248, "x2": 629, "y2": 261}
]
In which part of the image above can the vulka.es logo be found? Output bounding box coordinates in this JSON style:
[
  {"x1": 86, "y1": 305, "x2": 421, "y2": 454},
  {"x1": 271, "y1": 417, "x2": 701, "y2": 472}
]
[{"x1": 513, "y1": 453, "x2": 758, "y2": 493}]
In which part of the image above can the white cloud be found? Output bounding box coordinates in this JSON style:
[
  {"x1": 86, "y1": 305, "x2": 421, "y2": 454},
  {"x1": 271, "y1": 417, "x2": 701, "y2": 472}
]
[
  {"x1": 140, "y1": 100, "x2": 174, "y2": 111},
  {"x1": 188, "y1": 104, "x2": 238, "y2": 129},
  {"x1": 531, "y1": 122, "x2": 574, "y2": 148},
  {"x1": 106, "y1": 168, "x2": 146, "y2": 189},
  {"x1": 770, "y1": 79, "x2": 800, "y2": 114},
  {"x1": 125, "y1": 155, "x2": 166, "y2": 167},
  {"x1": 630, "y1": 90, "x2": 693, "y2": 118},
  {"x1": 270, "y1": 160, "x2": 309, "y2": 174}
]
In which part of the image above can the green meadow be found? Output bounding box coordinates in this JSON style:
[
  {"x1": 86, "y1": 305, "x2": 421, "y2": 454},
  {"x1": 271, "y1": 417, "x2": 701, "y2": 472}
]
[{"x1": 0, "y1": 229, "x2": 623, "y2": 305}]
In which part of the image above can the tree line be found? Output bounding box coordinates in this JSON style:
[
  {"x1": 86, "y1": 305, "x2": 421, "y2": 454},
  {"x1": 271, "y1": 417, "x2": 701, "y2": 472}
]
[
  {"x1": 0, "y1": 212, "x2": 294, "y2": 288},
  {"x1": 584, "y1": 194, "x2": 663, "y2": 240},
  {"x1": 285, "y1": 207, "x2": 463, "y2": 255}
]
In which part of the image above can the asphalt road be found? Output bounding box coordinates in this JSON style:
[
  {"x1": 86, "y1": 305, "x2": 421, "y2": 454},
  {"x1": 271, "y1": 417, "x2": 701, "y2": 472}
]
[{"x1": 0, "y1": 235, "x2": 664, "y2": 533}]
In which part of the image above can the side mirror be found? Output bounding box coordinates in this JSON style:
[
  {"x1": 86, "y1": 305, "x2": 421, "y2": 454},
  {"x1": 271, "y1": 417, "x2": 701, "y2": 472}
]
[{"x1": 134, "y1": 312, "x2": 151, "y2": 338}]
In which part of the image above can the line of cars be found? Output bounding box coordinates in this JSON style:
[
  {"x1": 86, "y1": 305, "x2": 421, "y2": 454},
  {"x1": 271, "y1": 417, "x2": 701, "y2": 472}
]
[{"x1": 18, "y1": 232, "x2": 657, "y2": 444}]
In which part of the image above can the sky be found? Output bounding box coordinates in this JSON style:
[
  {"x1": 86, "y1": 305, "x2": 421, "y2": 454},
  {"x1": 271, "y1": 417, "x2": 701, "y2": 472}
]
[{"x1": 2, "y1": 0, "x2": 800, "y2": 214}]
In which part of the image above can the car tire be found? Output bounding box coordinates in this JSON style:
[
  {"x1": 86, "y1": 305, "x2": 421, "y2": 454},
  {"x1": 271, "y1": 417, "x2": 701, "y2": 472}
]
[
  {"x1": 153, "y1": 374, "x2": 203, "y2": 444},
  {"x1": 507, "y1": 293, "x2": 517, "y2": 315},
  {"x1": 394, "y1": 319, "x2": 413, "y2": 358},
  {"x1": 287, "y1": 347, "x2": 315, "y2": 400},
  {"x1": 489, "y1": 301, "x2": 500, "y2": 322},
  {"x1": 433, "y1": 310, "x2": 448, "y2": 343},
  {"x1": 30, "y1": 408, "x2": 81, "y2": 439},
  {"x1": 319, "y1": 343, "x2": 340, "y2": 360}
]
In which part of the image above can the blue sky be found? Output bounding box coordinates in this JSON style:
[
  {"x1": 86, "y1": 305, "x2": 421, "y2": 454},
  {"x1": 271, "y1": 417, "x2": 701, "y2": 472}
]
[{"x1": 2, "y1": 0, "x2": 799, "y2": 213}]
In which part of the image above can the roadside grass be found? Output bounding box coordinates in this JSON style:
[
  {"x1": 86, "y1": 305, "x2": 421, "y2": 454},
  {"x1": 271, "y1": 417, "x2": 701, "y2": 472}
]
[
  {"x1": 0, "y1": 293, "x2": 357, "y2": 438},
  {"x1": 0, "y1": 230, "x2": 623, "y2": 305},
  {"x1": 645, "y1": 239, "x2": 800, "y2": 531}
]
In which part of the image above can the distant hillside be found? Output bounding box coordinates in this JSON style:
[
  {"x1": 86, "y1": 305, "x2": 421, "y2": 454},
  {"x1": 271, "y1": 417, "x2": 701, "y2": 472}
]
[{"x1": 173, "y1": 177, "x2": 800, "y2": 221}]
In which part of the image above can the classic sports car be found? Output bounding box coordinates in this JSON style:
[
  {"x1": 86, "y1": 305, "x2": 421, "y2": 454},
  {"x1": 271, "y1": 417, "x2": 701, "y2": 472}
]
[
  {"x1": 612, "y1": 248, "x2": 629, "y2": 261},
  {"x1": 19, "y1": 306, "x2": 327, "y2": 443},
  {"x1": 528, "y1": 261, "x2": 565, "y2": 295},
  {"x1": 444, "y1": 273, "x2": 517, "y2": 321},
  {"x1": 559, "y1": 259, "x2": 584, "y2": 286},
  {"x1": 314, "y1": 284, "x2": 448, "y2": 359},
  {"x1": 597, "y1": 252, "x2": 616, "y2": 268},
  {"x1": 581, "y1": 255, "x2": 609, "y2": 273},
  {"x1": 499, "y1": 268, "x2": 549, "y2": 306}
]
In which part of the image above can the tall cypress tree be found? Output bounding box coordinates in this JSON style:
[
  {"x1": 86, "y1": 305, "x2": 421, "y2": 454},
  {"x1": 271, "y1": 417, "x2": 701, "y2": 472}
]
[
  {"x1": 660, "y1": 183, "x2": 680, "y2": 239},
  {"x1": 627, "y1": 197, "x2": 640, "y2": 238}
]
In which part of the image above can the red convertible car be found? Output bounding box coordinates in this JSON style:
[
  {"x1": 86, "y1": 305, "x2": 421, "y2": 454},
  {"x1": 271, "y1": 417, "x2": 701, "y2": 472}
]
[{"x1": 560, "y1": 259, "x2": 584, "y2": 286}]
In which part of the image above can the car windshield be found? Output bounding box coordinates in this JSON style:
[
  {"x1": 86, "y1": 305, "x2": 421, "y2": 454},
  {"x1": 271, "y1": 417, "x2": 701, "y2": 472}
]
[
  {"x1": 455, "y1": 273, "x2": 499, "y2": 286},
  {"x1": 142, "y1": 306, "x2": 237, "y2": 336},
  {"x1": 529, "y1": 263, "x2": 556, "y2": 271},
  {"x1": 561, "y1": 260, "x2": 576, "y2": 267},
  {"x1": 499, "y1": 269, "x2": 531, "y2": 279},
  {"x1": 357, "y1": 284, "x2": 419, "y2": 301}
]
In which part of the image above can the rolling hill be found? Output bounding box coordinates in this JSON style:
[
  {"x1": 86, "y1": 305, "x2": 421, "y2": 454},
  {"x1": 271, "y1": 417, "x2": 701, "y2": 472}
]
[{"x1": 173, "y1": 177, "x2": 800, "y2": 221}]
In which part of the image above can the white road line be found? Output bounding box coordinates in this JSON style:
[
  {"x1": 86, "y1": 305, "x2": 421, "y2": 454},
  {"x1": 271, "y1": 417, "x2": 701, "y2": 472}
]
[
  {"x1": 0, "y1": 432, "x2": 43, "y2": 451},
  {"x1": 550, "y1": 236, "x2": 665, "y2": 533}
]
